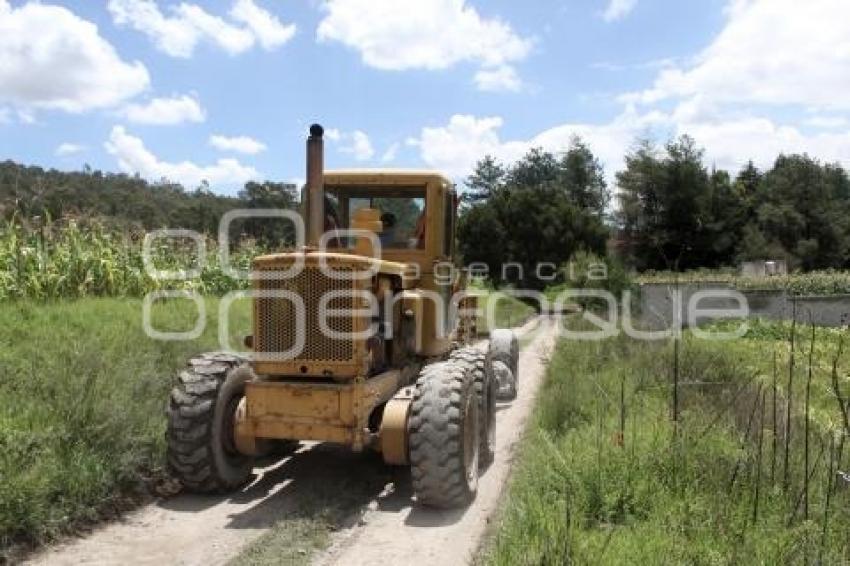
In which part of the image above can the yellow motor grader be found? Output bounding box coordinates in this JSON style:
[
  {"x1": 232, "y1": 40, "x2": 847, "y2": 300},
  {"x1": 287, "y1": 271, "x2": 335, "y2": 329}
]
[{"x1": 166, "y1": 124, "x2": 519, "y2": 508}]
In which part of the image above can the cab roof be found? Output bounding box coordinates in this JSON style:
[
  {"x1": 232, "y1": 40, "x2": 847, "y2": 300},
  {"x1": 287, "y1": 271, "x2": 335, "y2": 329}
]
[{"x1": 323, "y1": 169, "x2": 453, "y2": 188}]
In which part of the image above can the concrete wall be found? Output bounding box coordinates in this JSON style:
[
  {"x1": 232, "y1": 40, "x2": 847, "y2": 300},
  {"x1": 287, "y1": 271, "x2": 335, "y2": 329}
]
[{"x1": 637, "y1": 283, "x2": 850, "y2": 329}]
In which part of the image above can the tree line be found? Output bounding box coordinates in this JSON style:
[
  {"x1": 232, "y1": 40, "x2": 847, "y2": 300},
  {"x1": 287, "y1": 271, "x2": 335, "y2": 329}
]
[
  {"x1": 459, "y1": 135, "x2": 850, "y2": 282},
  {"x1": 616, "y1": 137, "x2": 850, "y2": 271},
  {"x1": 0, "y1": 160, "x2": 297, "y2": 247},
  {"x1": 4, "y1": 134, "x2": 850, "y2": 279}
]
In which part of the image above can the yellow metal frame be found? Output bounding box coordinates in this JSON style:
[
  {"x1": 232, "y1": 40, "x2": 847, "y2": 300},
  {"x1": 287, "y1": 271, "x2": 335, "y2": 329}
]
[
  {"x1": 242, "y1": 169, "x2": 460, "y2": 453},
  {"x1": 238, "y1": 369, "x2": 403, "y2": 450}
]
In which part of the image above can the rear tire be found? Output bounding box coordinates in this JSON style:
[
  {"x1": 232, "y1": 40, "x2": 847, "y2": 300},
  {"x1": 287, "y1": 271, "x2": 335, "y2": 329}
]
[
  {"x1": 408, "y1": 360, "x2": 479, "y2": 508},
  {"x1": 489, "y1": 330, "x2": 519, "y2": 401},
  {"x1": 451, "y1": 347, "x2": 496, "y2": 467},
  {"x1": 167, "y1": 353, "x2": 255, "y2": 493}
]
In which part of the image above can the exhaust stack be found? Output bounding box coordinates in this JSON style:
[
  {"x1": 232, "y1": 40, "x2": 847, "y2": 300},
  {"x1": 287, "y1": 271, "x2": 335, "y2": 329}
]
[{"x1": 306, "y1": 123, "x2": 324, "y2": 247}]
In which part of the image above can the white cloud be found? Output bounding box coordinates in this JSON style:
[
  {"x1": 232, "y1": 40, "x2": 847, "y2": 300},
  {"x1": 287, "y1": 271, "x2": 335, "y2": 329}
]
[
  {"x1": 326, "y1": 129, "x2": 375, "y2": 161},
  {"x1": 410, "y1": 107, "x2": 850, "y2": 183},
  {"x1": 317, "y1": 0, "x2": 532, "y2": 88},
  {"x1": 176, "y1": 3, "x2": 255, "y2": 54},
  {"x1": 105, "y1": 126, "x2": 259, "y2": 188},
  {"x1": 108, "y1": 0, "x2": 251, "y2": 57},
  {"x1": 629, "y1": 0, "x2": 850, "y2": 111},
  {"x1": 602, "y1": 0, "x2": 638, "y2": 22},
  {"x1": 0, "y1": 1, "x2": 149, "y2": 113},
  {"x1": 108, "y1": 0, "x2": 201, "y2": 58},
  {"x1": 410, "y1": 111, "x2": 668, "y2": 179},
  {"x1": 410, "y1": 115, "x2": 514, "y2": 178},
  {"x1": 341, "y1": 130, "x2": 375, "y2": 161},
  {"x1": 229, "y1": 0, "x2": 296, "y2": 49},
  {"x1": 474, "y1": 65, "x2": 522, "y2": 92},
  {"x1": 107, "y1": 0, "x2": 294, "y2": 58},
  {"x1": 121, "y1": 94, "x2": 205, "y2": 125},
  {"x1": 209, "y1": 134, "x2": 267, "y2": 154},
  {"x1": 672, "y1": 113, "x2": 850, "y2": 173},
  {"x1": 55, "y1": 143, "x2": 87, "y2": 157},
  {"x1": 381, "y1": 142, "x2": 400, "y2": 163}
]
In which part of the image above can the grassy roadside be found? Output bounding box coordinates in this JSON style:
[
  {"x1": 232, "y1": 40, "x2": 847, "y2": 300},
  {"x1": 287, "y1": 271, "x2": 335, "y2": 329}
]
[
  {"x1": 0, "y1": 297, "x2": 252, "y2": 559},
  {"x1": 484, "y1": 319, "x2": 850, "y2": 565},
  {"x1": 477, "y1": 290, "x2": 537, "y2": 333}
]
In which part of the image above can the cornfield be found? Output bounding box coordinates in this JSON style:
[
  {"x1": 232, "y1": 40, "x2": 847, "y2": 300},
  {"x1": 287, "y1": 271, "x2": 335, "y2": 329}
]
[{"x1": 0, "y1": 216, "x2": 260, "y2": 301}]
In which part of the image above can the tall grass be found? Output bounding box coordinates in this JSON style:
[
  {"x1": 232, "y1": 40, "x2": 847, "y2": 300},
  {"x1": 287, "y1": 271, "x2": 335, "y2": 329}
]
[
  {"x1": 0, "y1": 216, "x2": 258, "y2": 300},
  {"x1": 0, "y1": 297, "x2": 252, "y2": 559},
  {"x1": 486, "y1": 320, "x2": 850, "y2": 565}
]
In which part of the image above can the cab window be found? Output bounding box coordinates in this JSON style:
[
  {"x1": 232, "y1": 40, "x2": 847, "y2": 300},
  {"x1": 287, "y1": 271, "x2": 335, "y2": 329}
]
[{"x1": 325, "y1": 187, "x2": 426, "y2": 249}]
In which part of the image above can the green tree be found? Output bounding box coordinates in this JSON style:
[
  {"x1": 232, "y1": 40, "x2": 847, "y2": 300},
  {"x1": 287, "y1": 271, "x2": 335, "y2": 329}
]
[
  {"x1": 464, "y1": 155, "x2": 505, "y2": 203},
  {"x1": 506, "y1": 148, "x2": 560, "y2": 188},
  {"x1": 616, "y1": 139, "x2": 666, "y2": 270},
  {"x1": 559, "y1": 136, "x2": 609, "y2": 218},
  {"x1": 617, "y1": 136, "x2": 744, "y2": 270},
  {"x1": 705, "y1": 168, "x2": 747, "y2": 265},
  {"x1": 237, "y1": 181, "x2": 299, "y2": 247},
  {"x1": 458, "y1": 144, "x2": 609, "y2": 290},
  {"x1": 754, "y1": 154, "x2": 850, "y2": 269}
]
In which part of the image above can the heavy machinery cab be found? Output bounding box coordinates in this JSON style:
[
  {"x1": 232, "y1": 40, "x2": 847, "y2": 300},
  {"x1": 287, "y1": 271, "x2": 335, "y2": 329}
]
[{"x1": 321, "y1": 170, "x2": 458, "y2": 271}]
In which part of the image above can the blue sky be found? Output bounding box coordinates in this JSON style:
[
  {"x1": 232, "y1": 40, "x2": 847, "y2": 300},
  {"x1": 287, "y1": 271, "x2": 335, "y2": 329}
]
[{"x1": 1, "y1": 0, "x2": 848, "y2": 193}]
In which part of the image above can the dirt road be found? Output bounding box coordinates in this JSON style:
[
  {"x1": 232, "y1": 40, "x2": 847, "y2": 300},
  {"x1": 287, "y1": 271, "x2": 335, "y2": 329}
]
[{"x1": 27, "y1": 317, "x2": 558, "y2": 566}]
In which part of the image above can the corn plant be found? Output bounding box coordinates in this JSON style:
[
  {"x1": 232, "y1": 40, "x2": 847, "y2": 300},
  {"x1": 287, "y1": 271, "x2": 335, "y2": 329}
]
[{"x1": 0, "y1": 216, "x2": 258, "y2": 300}]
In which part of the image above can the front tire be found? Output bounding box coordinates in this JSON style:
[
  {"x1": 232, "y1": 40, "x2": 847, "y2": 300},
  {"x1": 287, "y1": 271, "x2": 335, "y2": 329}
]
[
  {"x1": 167, "y1": 353, "x2": 255, "y2": 493},
  {"x1": 408, "y1": 360, "x2": 479, "y2": 508}
]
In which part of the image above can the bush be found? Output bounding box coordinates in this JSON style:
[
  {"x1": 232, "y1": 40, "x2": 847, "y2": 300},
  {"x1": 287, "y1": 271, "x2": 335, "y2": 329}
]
[{"x1": 545, "y1": 251, "x2": 635, "y2": 308}]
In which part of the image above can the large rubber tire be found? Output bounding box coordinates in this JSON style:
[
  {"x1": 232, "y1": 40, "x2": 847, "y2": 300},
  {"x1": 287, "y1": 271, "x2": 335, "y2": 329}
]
[
  {"x1": 489, "y1": 329, "x2": 519, "y2": 401},
  {"x1": 408, "y1": 360, "x2": 480, "y2": 508},
  {"x1": 451, "y1": 347, "x2": 496, "y2": 467},
  {"x1": 167, "y1": 353, "x2": 255, "y2": 493}
]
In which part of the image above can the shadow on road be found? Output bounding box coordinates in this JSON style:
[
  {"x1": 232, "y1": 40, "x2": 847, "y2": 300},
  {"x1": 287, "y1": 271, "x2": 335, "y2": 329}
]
[{"x1": 157, "y1": 440, "x2": 475, "y2": 532}]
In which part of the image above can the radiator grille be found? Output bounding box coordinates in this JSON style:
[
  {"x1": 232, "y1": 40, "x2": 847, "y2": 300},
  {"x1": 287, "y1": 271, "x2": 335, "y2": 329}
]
[{"x1": 256, "y1": 266, "x2": 355, "y2": 362}]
